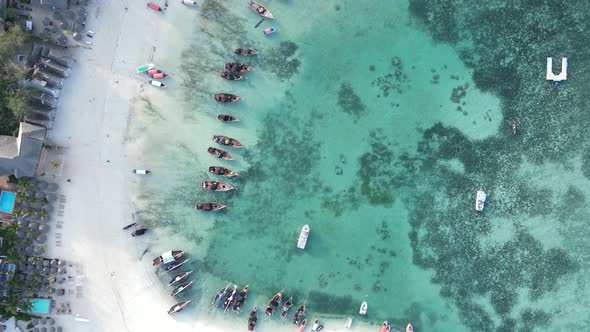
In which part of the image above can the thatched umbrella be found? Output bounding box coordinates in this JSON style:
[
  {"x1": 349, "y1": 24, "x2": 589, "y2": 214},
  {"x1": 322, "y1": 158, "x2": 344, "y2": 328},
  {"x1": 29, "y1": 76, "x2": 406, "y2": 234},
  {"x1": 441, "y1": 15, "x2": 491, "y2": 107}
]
[
  {"x1": 36, "y1": 234, "x2": 47, "y2": 244},
  {"x1": 50, "y1": 327, "x2": 56, "y2": 332},
  {"x1": 57, "y1": 327, "x2": 62, "y2": 332},
  {"x1": 58, "y1": 260, "x2": 66, "y2": 266},
  {"x1": 47, "y1": 194, "x2": 57, "y2": 202},
  {"x1": 50, "y1": 267, "x2": 57, "y2": 274},
  {"x1": 49, "y1": 319, "x2": 55, "y2": 326},
  {"x1": 18, "y1": 219, "x2": 29, "y2": 227},
  {"x1": 32, "y1": 319, "x2": 39, "y2": 325},
  {"x1": 58, "y1": 267, "x2": 66, "y2": 274},
  {"x1": 65, "y1": 10, "x2": 75, "y2": 20},
  {"x1": 56, "y1": 35, "x2": 68, "y2": 46},
  {"x1": 72, "y1": 32, "x2": 82, "y2": 41},
  {"x1": 41, "y1": 327, "x2": 47, "y2": 332},
  {"x1": 39, "y1": 224, "x2": 49, "y2": 233},
  {"x1": 25, "y1": 246, "x2": 34, "y2": 255},
  {"x1": 50, "y1": 259, "x2": 58, "y2": 266},
  {"x1": 42, "y1": 17, "x2": 52, "y2": 26},
  {"x1": 37, "y1": 181, "x2": 48, "y2": 190},
  {"x1": 16, "y1": 230, "x2": 26, "y2": 238},
  {"x1": 40, "y1": 318, "x2": 46, "y2": 325},
  {"x1": 52, "y1": 11, "x2": 63, "y2": 20},
  {"x1": 34, "y1": 246, "x2": 43, "y2": 255},
  {"x1": 47, "y1": 183, "x2": 58, "y2": 192},
  {"x1": 57, "y1": 289, "x2": 65, "y2": 296}
]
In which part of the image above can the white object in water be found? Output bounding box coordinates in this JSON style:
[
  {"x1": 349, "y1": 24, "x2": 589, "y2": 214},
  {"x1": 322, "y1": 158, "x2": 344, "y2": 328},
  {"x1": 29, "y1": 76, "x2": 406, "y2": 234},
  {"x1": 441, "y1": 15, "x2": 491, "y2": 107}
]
[
  {"x1": 85, "y1": 41, "x2": 92, "y2": 45},
  {"x1": 181, "y1": 0, "x2": 197, "y2": 5},
  {"x1": 344, "y1": 317, "x2": 352, "y2": 328},
  {"x1": 149, "y1": 80, "x2": 166, "y2": 88},
  {"x1": 546, "y1": 57, "x2": 567, "y2": 82},
  {"x1": 297, "y1": 225, "x2": 310, "y2": 249},
  {"x1": 359, "y1": 301, "x2": 368, "y2": 315},
  {"x1": 475, "y1": 190, "x2": 486, "y2": 211},
  {"x1": 132, "y1": 169, "x2": 151, "y2": 175}
]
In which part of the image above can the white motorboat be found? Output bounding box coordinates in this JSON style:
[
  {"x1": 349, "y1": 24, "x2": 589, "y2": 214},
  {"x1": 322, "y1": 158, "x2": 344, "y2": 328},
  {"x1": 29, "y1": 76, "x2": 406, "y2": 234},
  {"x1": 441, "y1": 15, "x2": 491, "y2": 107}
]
[
  {"x1": 311, "y1": 320, "x2": 322, "y2": 331},
  {"x1": 359, "y1": 301, "x2": 367, "y2": 315},
  {"x1": 297, "y1": 225, "x2": 310, "y2": 249},
  {"x1": 344, "y1": 317, "x2": 352, "y2": 328},
  {"x1": 181, "y1": 0, "x2": 197, "y2": 5},
  {"x1": 149, "y1": 80, "x2": 166, "y2": 88},
  {"x1": 475, "y1": 190, "x2": 486, "y2": 211},
  {"x1": 132, "y1": 169, "x2": 151, "y2": 175}
]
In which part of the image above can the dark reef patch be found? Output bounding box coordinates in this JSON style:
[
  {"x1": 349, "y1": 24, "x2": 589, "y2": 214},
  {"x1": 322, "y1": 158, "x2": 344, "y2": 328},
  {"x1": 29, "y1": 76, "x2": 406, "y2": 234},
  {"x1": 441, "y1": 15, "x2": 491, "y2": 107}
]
[
  {"x1": 260, "y1": 41, "x2": 301, "y2": 81},
  {"x1": 337, "y1": 82, "x2": 366, "y2": 118}
]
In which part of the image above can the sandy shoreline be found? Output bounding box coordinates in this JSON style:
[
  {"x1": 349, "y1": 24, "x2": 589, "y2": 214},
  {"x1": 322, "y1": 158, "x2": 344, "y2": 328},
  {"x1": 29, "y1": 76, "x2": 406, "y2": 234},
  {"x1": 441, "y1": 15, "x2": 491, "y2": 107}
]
[{"x1": 40, "y1": 1, "x2": 398, "y2": 331}]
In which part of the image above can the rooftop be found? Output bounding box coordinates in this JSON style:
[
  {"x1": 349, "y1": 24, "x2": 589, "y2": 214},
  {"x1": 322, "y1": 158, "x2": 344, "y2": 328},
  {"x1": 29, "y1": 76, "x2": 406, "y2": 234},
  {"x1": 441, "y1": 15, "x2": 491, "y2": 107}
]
[{"x1": 0, "y1": 122, "x2": 47, "y2": 178}]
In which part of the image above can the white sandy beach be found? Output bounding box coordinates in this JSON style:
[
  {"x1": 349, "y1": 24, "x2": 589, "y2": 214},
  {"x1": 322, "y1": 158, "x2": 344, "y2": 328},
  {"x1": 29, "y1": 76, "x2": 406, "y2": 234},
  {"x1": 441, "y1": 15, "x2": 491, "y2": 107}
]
[{"x1": 39, "y1": 1, "x2": 396, "y2": 331}]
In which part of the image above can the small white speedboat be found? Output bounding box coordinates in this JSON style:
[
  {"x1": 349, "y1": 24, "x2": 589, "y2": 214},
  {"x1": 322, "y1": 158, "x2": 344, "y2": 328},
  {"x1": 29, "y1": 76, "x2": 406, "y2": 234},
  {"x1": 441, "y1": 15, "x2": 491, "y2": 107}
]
[
  {"x1": 132, "y1": 169, "x2": 151, "y2": 175},
  {"x1": 149, "y1": 80, "x2": 166, "y2": 88},
  {"x1": 311, "y1": 320, "x2": 323, "y2": 331},
  {"x1": 181, "y1": 0, "x2": 197, "y2": 5},
  {"x1": 344, "y1": 317, "x2": 352, "y2": 328},
  {"x1": 297, "y1": 224, "x2": 310, "y2": 249},
  {"x1": 475, "y1": 190, "x2": 486, "y2": 211},
  {"x1": 359, "y1": 301, "x2": 367, "y2": 315}
]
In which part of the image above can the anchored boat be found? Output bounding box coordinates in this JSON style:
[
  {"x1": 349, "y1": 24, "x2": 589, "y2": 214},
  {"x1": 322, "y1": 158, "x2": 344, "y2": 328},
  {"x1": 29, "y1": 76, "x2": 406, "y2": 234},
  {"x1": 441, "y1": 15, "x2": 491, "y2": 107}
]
[
  {"x1": 281, "y1": 297, "x2": 293, "y2": 318},
  {"x1": 217, "y1": 114, "x2": 239, "y2": 122},
  {"x1": 379, "y1": 321, "x2": 390, "y2": 332},
  {"x1": 165, "y1": 259, "x2": 189, "y2": 272},
  {"x1": 208, "y1": 147, "x2": 234, "y2": 160},
  {"x1": 181, "y1": 0, "x2": 197, "y2": 6},
  {"x1": 292, "y1": 304, "x2": 306, "y2": 325},
  {"x1": 212, "y1": 283, "x2": 232, "y2": 306},
  {"x1": 195, "y1": 202, "x2": 227, "y2": 212},
  {"x1": 475, "y1": 190, "x2": 486, "y2": 211},
  {"x1": 359, "y1": 301, "x2": 367, "y2": 315},
  {"x1": 247, "y1": 307, "x2": 258, "y2": 330},
  {"x1": 215, "y1": 93, "x2": 240, "y2": 103},
  {"x1": 153, "y1": 250, "x2": 184, "y2": 266},
  {"x1": 297, "y1": 225, "x2": 310, "y2": 249},
  {"x1": 344, "y1": 317, "x2": 353, "y2": 328},
  {"x1": 171, "y1": 281, "x2": 194, "y2": 297},
  {"x1": 265, "y1": 291, "x2": 283, "y2": 316},
  {"x1": 170, "y1": 271, "x2": 193, "y2": 285},
  {"x1": 248, "y1": 1, "x2": 274, "y2": 19},
  {"x1": 168, "y1": 300, "x2": 190, "y2": 315},
  {"x1": 213, "y1": 135, "x2": 244, "y2": 148}
]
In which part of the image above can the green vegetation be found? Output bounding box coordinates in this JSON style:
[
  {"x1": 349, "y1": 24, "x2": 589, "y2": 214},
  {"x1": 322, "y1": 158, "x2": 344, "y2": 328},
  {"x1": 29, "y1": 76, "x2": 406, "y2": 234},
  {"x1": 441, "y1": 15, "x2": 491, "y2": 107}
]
[{"x1": 0, "y1": 24, "x2": 29, "y2": 136}]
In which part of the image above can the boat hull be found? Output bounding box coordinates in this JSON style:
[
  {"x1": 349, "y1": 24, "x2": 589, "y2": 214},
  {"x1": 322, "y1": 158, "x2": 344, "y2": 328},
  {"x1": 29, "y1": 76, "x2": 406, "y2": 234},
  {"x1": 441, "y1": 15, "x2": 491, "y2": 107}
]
[
  {"x1": 208, "y1": 147, "x2": 235, "y2": 160},
  {"x1": 217, "y1": 114, "x2": 239, "y2": 122},
  {"x1": 196, "y1": 202, "x2": 227, "y2": 212},
  {"x1": 202, "y1": 181, "x2": 235, "y2": 192},
  {"x1": 249, "y1": 1, "x2": 274, "y2": 19},
  {"x1": 297, "y1": 225, "x2": 310, "y2": 249}
]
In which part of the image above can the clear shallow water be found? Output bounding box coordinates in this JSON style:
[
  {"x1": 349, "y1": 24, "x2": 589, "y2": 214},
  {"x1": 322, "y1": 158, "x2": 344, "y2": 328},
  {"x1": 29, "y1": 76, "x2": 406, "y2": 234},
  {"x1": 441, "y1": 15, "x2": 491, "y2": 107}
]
[{"x1": 134, "y1": 0, "x2": 590, "y2": 331}]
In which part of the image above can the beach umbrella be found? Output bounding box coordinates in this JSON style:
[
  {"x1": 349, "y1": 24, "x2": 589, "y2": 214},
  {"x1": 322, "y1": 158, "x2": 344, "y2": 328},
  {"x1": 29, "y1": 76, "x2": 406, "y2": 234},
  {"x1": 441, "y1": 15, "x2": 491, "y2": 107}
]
[
  {"x1": 49, "y1": 319, "x2": 55, "y2": 325},
  {"x1": 52, "y1": 11, "x2": 63, "y2": 20},
  {"x1": 50, "y1": 327, "x2": 56, "y2": 332},
  {"x1": 72, "y1": 32, "x2": 82, "y2": 41},
  {"x1": 58, "y1": 260, "x2": 66, "y2": 266},
  {"x1": 57, "y1": 289, "x2": 65, "y2": 296},
  {"x1": 32, "y1": 319, "x2": 39, "y2": 325},
  {"x1": 50, "y1": 267, "x2": 57, "y2": 274},
  {"x1": 39, "y1": 224, "x2": 49, "y2": 233},
  {"x1": 51, "y1": 259, "x2": 58, "y2": 266},
  {"x1": 43, "y1": 259, "x2": 50, "y2": 266},
  {"x1": 41, "y1": 327, "x2": 47, "y2": 332},
  {"x1": 37, "y1": 181, "x2": 48, "y2": 190},
  {"x1": 34, "y1": 246, "x2": 43, "y2": 255},
  {"x1": 58, "y1": 267, "x2": 66, "y2": 274},
  {"x1": 33, "y1": 328, "x2": 39, "y2": 332},
  {"x1": 65, "y1": 10, "x2": 76, "y2": 20},
  {"x1": 25, "y1": 246, "x2": 34, "y2": 255},
  {"x1": 57, "y1": 327, "x2": 62, "y2": 332},
  {"x1": 72, "y1": 23, "x2": 83, "y2": 33},
  {"x1": 16, "y1": 230, "x2": 26, "y2": 238},
  {"x1": 40, "y1": 318, "x2": 47, "y2": 325},
  {"x1": 47, "y1": 194, "x2": 57, "y2": 202}
]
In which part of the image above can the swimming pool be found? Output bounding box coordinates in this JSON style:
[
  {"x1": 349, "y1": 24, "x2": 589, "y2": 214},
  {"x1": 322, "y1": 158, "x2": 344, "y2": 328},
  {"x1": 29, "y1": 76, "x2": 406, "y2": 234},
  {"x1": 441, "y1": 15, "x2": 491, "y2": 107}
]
[
  {"x1": 0, "y1": 191, "x2": 16, "y2": 214},
  {"x1": 28, "y1": 298, "x2": 51, "y2": 314}
]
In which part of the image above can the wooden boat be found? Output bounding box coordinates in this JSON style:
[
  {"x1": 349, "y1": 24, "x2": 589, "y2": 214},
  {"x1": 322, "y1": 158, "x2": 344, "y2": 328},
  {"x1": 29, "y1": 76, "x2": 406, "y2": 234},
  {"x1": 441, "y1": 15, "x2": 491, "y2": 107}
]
[
  {"x1": 379, "y1": 321, "x2": 390, "y2": 332},
  {"x1": 195, "y1": 202, "x2": 227, "y2": 212},
  {"x1": 153, "y1": 250, "x2": 184, "y2": 266},
  {"x1": 232, "y1": 285, "x2": 249, "y2": 312},
  {"x1": 149, "y1": 80, "x2": 166, "y2": 88},
  {"x1": 298, "y1": 319, "x2": 307, "y2": 332},
  {"x1": 213, "y1": 135, "x2": 244, "y2": 148},
  {"x1": 292, "y1": 304, "x2": 306, "y2": 325},
  {"x1": 147, "y1": 2, "x2": 163, "y2": 12},
  {"x1": 214, "y1": 93, "x2": 241, "y2": 103},
  {"x1": 122, "y1": 222, "x2": 136, "y2": 230},
  {"x1": 209, "y1": 166, "x2": 238, "y2": 178},
  {"x1": 147, "y1": 69, "x2": 161, "y2": 75},
  {"x1": 165, "y1": 259, "x2": 189, "y2": 272},
  {"x1": 344, "y1": 317, "x2": 352, "y2": 328},
  {"x1": 171, "y1": 280, "x2": 194, "y2": 297},
  {"x1": 169, "y1": 271, "x2": 193, "y2": 285},
  {"x1": 168, "y1": 300, "x2": 190, "y2": 315},
  {"x1": 202, "y1": 180, "x2": 235, "y2": 192},
  {"x1": 265, "y1": 291, "x2": 283, "y2": 316},
  {"x1": 220, "y1": 71, "x2": 244, "y2": 81},
  {"x1": 247, "y1": 307, "x2": 258, "y2": 330},
  {"x1": 131, "y1": 228, "x2": 148, "y2": 237},
  {"x1": 359, "y1": 301, "x2": 367, "y2": 315},
  {"x1": 297, "y1": 225, "x2": 309, "y2": 249},
  {"x1": 248, "y1": 1, "x2": 274, "y2": 19},
  {"x1": 225, "y1": 63, "x2": 254, "y2": 73},
  {"x1": 475, "y1": 190, "x2": 486, "y2": 211},
  {"x1": 281, "y1": 297, "x2": 293, "y2": 318},
  {"x1": 406, "y1": 323, "x2": 414, "y2": 332},
  {"x1": 234, "y1": 48, "x2": 258, "y2": 57},
  {"x1": 223, "y1": 284, "x2": 238, "y2": 312},
  {"x1": 212, "y1": 283, "x2": 232, "y2": 306},
  {"x1": 181, "y1": 0, "x2": 197, "y2": 6},
  {"x1": 208, "y1": 147, "x2": 234, "y2": 160},
  {"x1": 137, "y1": 63, "x2": 155, "y2": 73},
  {"x1": 217, "y1": 114, "x2": 239, "y2": 122}
]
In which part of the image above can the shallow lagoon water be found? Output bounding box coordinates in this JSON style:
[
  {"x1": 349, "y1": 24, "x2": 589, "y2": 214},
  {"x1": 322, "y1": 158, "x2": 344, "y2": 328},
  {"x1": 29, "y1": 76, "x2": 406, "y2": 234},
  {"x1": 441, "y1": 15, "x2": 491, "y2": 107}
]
[{"x1": 134, "y1": 0, "x2": 590, "y2": 331}]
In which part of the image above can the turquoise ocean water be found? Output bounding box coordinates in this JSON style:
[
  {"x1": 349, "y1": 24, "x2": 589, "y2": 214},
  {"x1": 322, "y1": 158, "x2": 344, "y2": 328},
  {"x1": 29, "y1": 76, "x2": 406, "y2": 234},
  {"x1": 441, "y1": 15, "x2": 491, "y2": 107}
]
[{"x1": 135, "y1": 0, "x2": 590, "y2": 331}]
